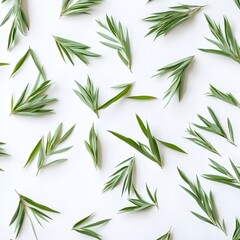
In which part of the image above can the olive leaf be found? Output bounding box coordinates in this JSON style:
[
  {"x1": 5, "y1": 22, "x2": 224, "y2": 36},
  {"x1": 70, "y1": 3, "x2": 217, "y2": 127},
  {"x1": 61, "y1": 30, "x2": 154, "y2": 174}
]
[
  {"x1": 61, "y1": 0, "x2": 103, "y2": 16},
  {"x1": 53, "y1": 36, "x2": 100, "y2": 65},
  {"x1": 178, "y1": 168, "x2": 226, "y2": 234},
  {"x1": 97, "y1": 15, "x2": 132, "y2": 71},
  {"x1": 203, "y1": 158, "x2": 240, "y2": 190},
  {"x1": 154, "y1": 56, "x2": 194, "y2": 107},
  {"x1": 73, "y1": 76, "x2": 133, "y2": 117},
  {"x1": 199, "y1": 15, "x2": 240, "y2": 63},
  {"x1": 24, "y1": 123, "x2": 75, "y2": 175},
  {"x1": 193, "y1": 107, "x2": 236, "y2": 146},
  {"x1": 72, "y1": 213, "x2": 111, "y2": 240},
  {"x1": 186, "y1": 126, "x2": 220, "y2": 155},
  {"x1": 10, "y1": 190, "x2": 60, "y2": 239},
  {"x1": 85, "y1": 124, "x2": 99, "y2": 168},
  {"x1": 207, "y1": 85, "x2": 240, "y2": 109},
  {"x1": 1, "y1": 0, "x2": 29, "y2": 50},
  {"x1": 102, "y1": 156, "x2": 135, "y2": 195},
  {"x1": 10, "y1": 47, "x2": 46, "y2": 79},
  {"x1": 144, "y1": 4, "x2": 204, "y2": 39},
  {"x1": 157, "y1": 229, "x2": 171, "y2": 240},
  {"x1": 11, "y1": 73, "x2": 57, "y2": 116},
  {"x1": 119, "y1": 184, "x2": 158, "y2": 213}
]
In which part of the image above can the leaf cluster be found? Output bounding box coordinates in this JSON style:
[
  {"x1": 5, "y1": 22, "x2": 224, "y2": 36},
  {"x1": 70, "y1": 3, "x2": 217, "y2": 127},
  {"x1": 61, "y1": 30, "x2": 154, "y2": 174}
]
[
  {"x1": 154, "y1": 56, "x2": 194, "y2": 106},
  {"x1": 73, "y1": 76, "x2": 133, "y2": 117},
  {"x1": 24, "y1": 123, "x2": 75, "y2": 175},
  {"x1": 203, "y1": 158, "x2": 240, "y2": 189},
  {"x1": 186, "y1": 126, "x2": 219, "y2": 155},
  {"x1": 207, "y1": 85, "x2": 240, "y2": 109},
  {"x1": 61, "y1": 0, "x2": 103, "y2": 16},
  {"x1": 1, "y1": 0, "x2": 29, "y2": 49},
  {"x1": 11, "y1": 73, "x2": 57, "y2": 116},
  {"x1": 85, "y1": 124, "x2": 99, "y2": 168},
  {"x1": 235, "y1": 0, "x2": 240, "y2": 9},
  {"x1": 72, "y1": 213, "x2": 111, "y2": 240},
  {"x1": 193, "y1": 107, "x2": 235, "y2": 145},
  {"x1": 54, "y1": 36, "x2": 100, "y2": 65},
  {"x1": 178, "y1": 169, "x2": 226, "y2": 234},
  {"x1": 97, "y1": 15, "x2": 132, "y2": 71},
  {"x1": 144, "y1": 4, "x2": 204, "y2": 39},
  {"x1": 233, "y1": 219, "x2": 240, "y2": 240},
  {"x1": 103, "y1": 156, "x2": 135, "y2": 195},
  {"x1": 119, "y1": 184, "x2": 158, "y2": 213},
  {"x1": 199, "y1": 15, "x2": 240, "y2": 63},
  {"x1": 10, "y1": 191, "x2": 59, "y2": 239}
]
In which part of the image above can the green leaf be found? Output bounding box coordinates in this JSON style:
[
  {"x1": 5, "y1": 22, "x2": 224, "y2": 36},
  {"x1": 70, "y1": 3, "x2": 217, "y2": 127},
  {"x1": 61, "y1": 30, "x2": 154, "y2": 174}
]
[
  {"x1": 97, "y1": 82, "x2": 133, "y2": 110},
  {"x1": 144, "y1": 4, "x2": 204, "y2": 39},
  {"x1": 156, "y1": 139, "x2": 187, "y2": 154},
  {"x1": 127, "y1": 95, "x2": 157, "y2": 100},
  {"x1": 53, "y1": 36, "x2": 100, "y2": 65},
  {"x1": 232, "y1": 219, "x2": 240, "y2": 240},
  {"x1": 97, "y1": 15, "x2": 132, "y2": 71}
]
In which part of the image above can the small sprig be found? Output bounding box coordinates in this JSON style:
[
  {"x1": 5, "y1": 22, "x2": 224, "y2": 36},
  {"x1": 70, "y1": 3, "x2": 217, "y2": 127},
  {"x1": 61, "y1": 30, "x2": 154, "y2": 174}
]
[
  {"x1": 144, "y1": 4, "x2": 204, "y2": 39},
  {"x1": 53, "y1": 36, "x2": 100, "y2": 65},
  {"x1": 119, "y1": 184, "x2": 158, "y2": 213},
  {"x1": 85, "y1": 124, "x2": 99, "y2": 168},
  {"x1": 235, "y1": 0, "x2": 240, "y2": 9},
  {"x1": 193, "y1": 107, "x2": 235, "y2": 145},
  {"x1": 73, "y1": 76, "x2": 99, "y2": 117},
  {"x1": 154, "y1": 56, "x2": 194, "y2": 107},
  {"x1": 24, "y1": 123, "x2": 75, "y2": 175},
  {"x1": 157, "y1": 229, "x2": 171, "y2": 240},
  {"x1": 11, "y1": 73, "x2": 57, "y2": 116},
  {"x1": 109, "y1": 115, "x2": 186, "y2": 168},
  {"x1": 199, "y1": 15, "x2": 240, "y2": 63},
  {"x1": 233, "y1": 219, "x2": 240, "y2": 240},
  {"x1": 178, "y1": 169, "x2": 226, "y2": 234},
  {"x1": 1, "y1": 0, "x2": 29, "y2": 49},
  {"x1": 72, "y1": 213, "x2": 111, "y2": 240},
  {"x1": 207, "y1": 85, "x2": 240, "y2": 109},
  {"x1": 186, "y1": 126, "x2": 220, "y2": 155},
  {"x1": 109, "y1": 114, "x2": 162, "y2": 167},
  {"x1": 97, "y1": 15, "x2": 132, "y2": 71},
  {"x1": 203, "y1": 158, "x2": 240, "y2": 189},
  {"x1": 103, "y1": 156, "x2": 135, "y2": 195},
  {"x1": 61, "y1": 0, "x2": 103, "y2": 16},
  {"x1": 10, "y1": 190, "x2": 59, "y2": 240},
  {"x1": 10, "y1": 47, "x2": 46, "y2": 78},
  {"x1": 74, "y1": 77, "x2": 133, "y2": 117}
]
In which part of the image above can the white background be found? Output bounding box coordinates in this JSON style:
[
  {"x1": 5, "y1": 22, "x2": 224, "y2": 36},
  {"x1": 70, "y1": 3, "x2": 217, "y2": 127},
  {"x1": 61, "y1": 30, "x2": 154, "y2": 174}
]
[{"x1": 0, "y1": 0, "x2": 240, "y2": 239}]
